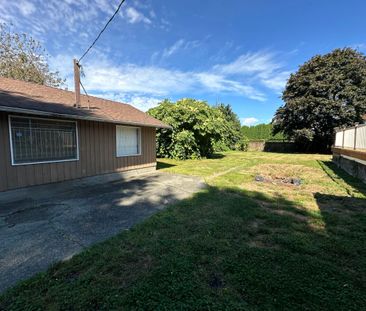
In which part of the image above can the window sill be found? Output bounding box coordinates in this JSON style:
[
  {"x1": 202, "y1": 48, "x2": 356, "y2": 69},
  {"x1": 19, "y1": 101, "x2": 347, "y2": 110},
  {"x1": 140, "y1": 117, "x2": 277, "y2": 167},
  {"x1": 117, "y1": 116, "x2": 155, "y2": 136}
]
[
  {"x1": 116, "y1": 153, "x2": 142, "y2": 158},
  {"x1": 11, "y1": 158, "x2": 79, "y2": 166}
]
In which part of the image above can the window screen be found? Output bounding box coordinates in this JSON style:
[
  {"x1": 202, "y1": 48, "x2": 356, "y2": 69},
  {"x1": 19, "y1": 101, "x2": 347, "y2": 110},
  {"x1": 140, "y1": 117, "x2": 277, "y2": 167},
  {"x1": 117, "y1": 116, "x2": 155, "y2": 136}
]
[
  {"x1": 10, "y1": 116, "x2": 78, "y2": 165},
  {"x1": 116, "y1": 126, "x2": 141, "y2": 156}
]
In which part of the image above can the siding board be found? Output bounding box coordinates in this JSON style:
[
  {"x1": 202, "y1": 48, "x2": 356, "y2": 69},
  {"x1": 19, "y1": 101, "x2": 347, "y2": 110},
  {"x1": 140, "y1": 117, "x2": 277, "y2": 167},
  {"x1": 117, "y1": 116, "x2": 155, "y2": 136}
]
[
  {"x1": 0, "y1": 113, "x2": 8, "y2": 191},
  {"x1": 96, "y1": 122, "x2": 101, "y2": 174},
  {"x1": 80, "y1": 120, "x2": 87, "y2": 177},
  {"x1": 0, "y1": 112, "x2": 156, "y2": 191}
]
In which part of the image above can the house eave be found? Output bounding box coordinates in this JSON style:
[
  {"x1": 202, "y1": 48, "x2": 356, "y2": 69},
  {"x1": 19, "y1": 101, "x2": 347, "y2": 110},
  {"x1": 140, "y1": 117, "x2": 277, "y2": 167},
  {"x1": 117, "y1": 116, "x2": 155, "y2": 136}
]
[{"x1": 0, "y1": 105, "x2": 172, "y2": 129}]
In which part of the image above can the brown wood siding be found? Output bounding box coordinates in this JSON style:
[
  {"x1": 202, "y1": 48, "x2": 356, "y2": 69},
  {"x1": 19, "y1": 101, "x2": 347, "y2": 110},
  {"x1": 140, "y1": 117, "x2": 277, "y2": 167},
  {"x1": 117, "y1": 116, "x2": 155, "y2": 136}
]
[
  {"x1": 332, "y1": 147, "x2": 366, "y2": 162},
  {"x1": 0, "y1": 112, "x2": 156, "y2": 192}
]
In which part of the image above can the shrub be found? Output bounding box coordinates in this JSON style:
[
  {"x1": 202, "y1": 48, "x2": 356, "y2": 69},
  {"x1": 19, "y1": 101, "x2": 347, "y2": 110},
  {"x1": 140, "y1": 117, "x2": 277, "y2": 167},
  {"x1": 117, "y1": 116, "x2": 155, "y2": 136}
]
[{"x1": 148, "y1": 99, "x2": 247, "y2": 159}]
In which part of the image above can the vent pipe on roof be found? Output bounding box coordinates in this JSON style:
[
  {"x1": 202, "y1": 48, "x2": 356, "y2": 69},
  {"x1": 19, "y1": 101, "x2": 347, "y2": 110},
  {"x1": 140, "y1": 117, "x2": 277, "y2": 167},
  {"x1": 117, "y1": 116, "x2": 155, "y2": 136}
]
[{"x1": 73, "y1": 59, "x2": 81, "y2": 108}]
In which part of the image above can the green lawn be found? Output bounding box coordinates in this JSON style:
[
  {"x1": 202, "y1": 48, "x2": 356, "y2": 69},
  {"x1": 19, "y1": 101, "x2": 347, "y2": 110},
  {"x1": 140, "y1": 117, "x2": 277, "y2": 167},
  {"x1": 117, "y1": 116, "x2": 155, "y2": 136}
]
[{"x1": 1, "y1": 152, "x2": 366, "y2": 310}]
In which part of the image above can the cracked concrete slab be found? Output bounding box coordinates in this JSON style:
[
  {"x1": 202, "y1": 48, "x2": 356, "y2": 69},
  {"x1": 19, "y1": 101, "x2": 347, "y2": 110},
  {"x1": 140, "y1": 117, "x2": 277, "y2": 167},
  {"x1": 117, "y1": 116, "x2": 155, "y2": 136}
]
[{"x1": 0, "y1": 171, "x2": 205, "y2": 292}]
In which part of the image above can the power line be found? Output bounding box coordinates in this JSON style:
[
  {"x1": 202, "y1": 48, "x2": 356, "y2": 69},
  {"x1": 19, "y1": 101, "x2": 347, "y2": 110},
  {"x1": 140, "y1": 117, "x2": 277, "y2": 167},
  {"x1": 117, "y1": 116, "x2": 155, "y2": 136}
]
[
  {"x1": 78, "y1": 0, "x2": 127, "y2": 62},
  {"x1": 79, "y1": 78, "x2": 91, "y2": 109},
  {"x1": 79, "y1": 79, "x2": 89, "y2": 97}
]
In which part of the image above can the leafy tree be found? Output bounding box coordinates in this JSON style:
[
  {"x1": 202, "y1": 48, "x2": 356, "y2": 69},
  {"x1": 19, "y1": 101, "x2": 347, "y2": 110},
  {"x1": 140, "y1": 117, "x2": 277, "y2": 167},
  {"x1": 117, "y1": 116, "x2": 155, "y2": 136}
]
[
  {"x1": 0, "y1": 23, "x2": 65, "y2": 87},
  {"x1": 241, "y1": 123, "x2": 284, "y2": 140},
  {"x1": 213, "y1": 103, "x2": 243, "y2": 151},
  {"x1": 273, "y1": 48, "x2": 366, "y2": 152},
  {"x1": 148, "y1": 99, "x2": 247, "y2": 159}
]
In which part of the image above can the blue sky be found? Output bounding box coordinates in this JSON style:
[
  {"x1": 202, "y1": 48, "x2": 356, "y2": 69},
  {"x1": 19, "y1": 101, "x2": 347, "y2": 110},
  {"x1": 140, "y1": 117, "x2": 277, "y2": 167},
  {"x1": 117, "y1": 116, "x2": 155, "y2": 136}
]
[{"x1": 1, "y1": 0, "x2": 366, "y2": 125}]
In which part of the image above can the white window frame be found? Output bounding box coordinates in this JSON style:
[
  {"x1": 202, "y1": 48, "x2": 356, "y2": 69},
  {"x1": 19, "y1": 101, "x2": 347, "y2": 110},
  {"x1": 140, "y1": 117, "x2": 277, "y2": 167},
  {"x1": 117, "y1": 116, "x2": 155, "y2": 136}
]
[
  {"x1": 8, "y1": 115, "x2": 79, "y2": 166},
  {"x1": 116, "y1": 125, "x2": 142, "y2": 157}
]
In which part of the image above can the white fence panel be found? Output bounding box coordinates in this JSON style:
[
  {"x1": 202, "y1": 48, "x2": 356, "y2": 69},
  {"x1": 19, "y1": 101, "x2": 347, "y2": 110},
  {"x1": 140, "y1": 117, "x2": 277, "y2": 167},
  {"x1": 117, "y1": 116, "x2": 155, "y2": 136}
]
[
  {"x1": 343, "y1": 128, "x2": 355, "y2": 148},
  {"x1": 335, "y1": 131, "x2": 344, "y2": 147},
  {"x1": 356, "y1": 125, "x2": 366, "y2": 150}
]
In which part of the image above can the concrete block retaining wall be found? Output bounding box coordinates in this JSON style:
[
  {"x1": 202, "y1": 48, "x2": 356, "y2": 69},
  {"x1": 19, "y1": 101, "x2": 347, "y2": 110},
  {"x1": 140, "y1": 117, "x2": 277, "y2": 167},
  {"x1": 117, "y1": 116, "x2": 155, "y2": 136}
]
[{"x1": 332, "y1": 153, "x2": 366, "y2": 183}]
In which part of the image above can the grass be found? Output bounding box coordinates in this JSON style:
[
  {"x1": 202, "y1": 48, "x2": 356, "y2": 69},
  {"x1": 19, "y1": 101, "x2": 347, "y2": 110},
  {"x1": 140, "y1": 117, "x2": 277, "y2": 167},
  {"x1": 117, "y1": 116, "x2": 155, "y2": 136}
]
[{"x1": 1, "y1": 151, "x2": 366, "y2": 310}]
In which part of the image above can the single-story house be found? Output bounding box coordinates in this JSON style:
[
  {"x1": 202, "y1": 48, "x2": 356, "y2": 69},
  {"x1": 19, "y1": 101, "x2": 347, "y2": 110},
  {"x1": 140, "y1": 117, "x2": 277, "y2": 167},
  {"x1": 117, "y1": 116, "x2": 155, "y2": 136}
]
[{"x1": 0, "y1": 77, "x2": 170, "y2": 192}]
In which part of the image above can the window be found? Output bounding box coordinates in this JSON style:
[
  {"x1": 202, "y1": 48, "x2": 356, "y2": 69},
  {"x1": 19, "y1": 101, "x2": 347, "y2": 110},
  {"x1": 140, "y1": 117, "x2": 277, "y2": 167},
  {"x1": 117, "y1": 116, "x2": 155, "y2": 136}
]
[
  {"x1": 9, "y1": 116, "x2": 78, "y2": 165},
  {"x1": 116, "y1": 125, "x2": 141, "y2": 157}
]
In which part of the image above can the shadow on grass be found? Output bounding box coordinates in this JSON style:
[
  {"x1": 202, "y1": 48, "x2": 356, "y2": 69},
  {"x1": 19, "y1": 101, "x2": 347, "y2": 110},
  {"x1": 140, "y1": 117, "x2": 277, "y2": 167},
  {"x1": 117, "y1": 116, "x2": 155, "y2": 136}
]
[
  {"x1": 312, "y1": 160, "x2": 366, "y2": 309},
  {"x1": 208, "y1": 153, "x2": 226, "y2": 159},
  {"x1": 1, "y1": 176, "x2": 366, "y2": 309},
  {"x1": 317, "y1": 160, "x2": 366, "y2": 196},
  {"x1": 156, "y1": 161, "x2": 176, "y2": 170}
]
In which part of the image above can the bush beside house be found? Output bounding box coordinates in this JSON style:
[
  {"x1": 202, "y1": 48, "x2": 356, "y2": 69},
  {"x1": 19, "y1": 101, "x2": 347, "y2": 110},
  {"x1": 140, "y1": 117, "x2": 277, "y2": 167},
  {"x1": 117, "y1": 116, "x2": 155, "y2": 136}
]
[{"x1": 148, "y1": 99, "x2": 248, "y2": 160}]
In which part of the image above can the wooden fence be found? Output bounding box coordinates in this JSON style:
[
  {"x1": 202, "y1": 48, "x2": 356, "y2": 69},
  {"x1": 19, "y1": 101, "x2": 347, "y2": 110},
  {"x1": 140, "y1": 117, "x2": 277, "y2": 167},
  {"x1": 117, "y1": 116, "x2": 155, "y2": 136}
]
[
  {"x1": 334, "y1": 124, "x2": 366, "y2": 150},
  {"x1": 248, "y1": 140, "x2": 297, "y2": 153}
]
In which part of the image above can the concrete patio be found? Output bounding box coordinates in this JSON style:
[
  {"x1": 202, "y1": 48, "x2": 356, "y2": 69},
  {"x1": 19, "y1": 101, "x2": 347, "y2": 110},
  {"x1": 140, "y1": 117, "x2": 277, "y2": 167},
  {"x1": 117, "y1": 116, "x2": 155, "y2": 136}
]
[{"x1": 0, "y1": 171, "x2": 205, "y2": 292}]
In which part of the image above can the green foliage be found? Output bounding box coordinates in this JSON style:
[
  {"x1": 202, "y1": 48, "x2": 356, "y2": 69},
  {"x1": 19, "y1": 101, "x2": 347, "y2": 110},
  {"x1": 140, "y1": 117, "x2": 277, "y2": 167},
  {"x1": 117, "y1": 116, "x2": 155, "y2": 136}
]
[
  {"x1": 170, "y1": 130, "x2": 200, "y2": 160},
  {"x1": 148, "y1": 99, "x2": 247, "y2": 159},
  {"x1": 273, "y1": 48, "x2": 366, "y2": 152},
  {"x1": 211, "y1": 139, "x2": 231, "y2": 152},
  {"x1": 214, "y1": 103, "x2": 243, "y2": 150},
  {"x1": 241, "y1": 123, "x2": 284, "y2": 141},
  {"x1": 235, "y1": 135, "x2": 249, "y2": 151},
  {"x1": 0, "y1": 23, "x2": 65, "y2": 87}
]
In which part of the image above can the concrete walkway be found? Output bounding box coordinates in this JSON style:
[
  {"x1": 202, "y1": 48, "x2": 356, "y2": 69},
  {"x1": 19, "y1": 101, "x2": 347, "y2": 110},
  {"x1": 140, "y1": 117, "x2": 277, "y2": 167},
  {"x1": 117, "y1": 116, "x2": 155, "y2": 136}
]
[{"x1": 0, "y1": 172, "x2": 205, "y2": 292}]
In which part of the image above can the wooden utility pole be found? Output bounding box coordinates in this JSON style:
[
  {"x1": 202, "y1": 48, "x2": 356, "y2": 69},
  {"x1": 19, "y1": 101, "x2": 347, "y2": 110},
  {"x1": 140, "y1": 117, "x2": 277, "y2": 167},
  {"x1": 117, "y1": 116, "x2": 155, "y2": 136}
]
[{"x1": 73, "y1": 59, "x2": 81, "y2": 108}]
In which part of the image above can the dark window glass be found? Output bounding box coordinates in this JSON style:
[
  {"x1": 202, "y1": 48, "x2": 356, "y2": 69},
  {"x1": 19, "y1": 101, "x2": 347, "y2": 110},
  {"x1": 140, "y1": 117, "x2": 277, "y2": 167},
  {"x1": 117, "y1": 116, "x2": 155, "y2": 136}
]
[{"x1": 10, "y1": 117, "x2": 78, "y2": 164}]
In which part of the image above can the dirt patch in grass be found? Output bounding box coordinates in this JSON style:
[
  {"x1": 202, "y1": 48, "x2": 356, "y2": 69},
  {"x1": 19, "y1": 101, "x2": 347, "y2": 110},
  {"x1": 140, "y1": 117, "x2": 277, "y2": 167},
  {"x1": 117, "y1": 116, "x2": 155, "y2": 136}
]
[
  {"x1": 250, "y1": 164, "x2": 324, "y2": 184},
  {"x1": 241, "y1": 163, "x2": 333, "y2": 211}
]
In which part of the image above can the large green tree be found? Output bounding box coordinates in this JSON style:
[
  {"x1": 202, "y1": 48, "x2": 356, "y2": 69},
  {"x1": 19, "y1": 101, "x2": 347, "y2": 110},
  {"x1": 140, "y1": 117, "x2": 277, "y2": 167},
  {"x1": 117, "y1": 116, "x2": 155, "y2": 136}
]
[
  {"x1": 273, "y1": 48, "x2": 366, "y2": 152},
  {"x1": 213, "y1": 103, "x2": 243, "y2": 151},
  {"x1": 0, "y1": 23, "x2": 65, "y2": 87},
  {"x1": 148, "y1": 99, "x2": 247, "y2": 159}
]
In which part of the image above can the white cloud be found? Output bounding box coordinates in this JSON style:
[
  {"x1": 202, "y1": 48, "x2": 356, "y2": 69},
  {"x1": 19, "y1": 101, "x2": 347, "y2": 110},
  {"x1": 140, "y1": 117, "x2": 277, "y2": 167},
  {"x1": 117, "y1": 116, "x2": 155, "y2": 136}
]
[
  {"x1": 162, "y1": 39, "x2": 186, "y2": 58},
  {"x1": 241, "y1": 117, "x2": 259, "y2": 126},
  {"x1": 50, "y1": 51, "x2": 267, "y2": 104},
  {"x1": 160, "y1": 39, "x2": 202, "y2": 58},
  {"x1": 195, "y1": 73, "x2": 265, "y2": 101},
  {"x1": 160, "y1": 18, "x2": 171, "y2": 30},
  {"x1": 0, "y1": 0, "x2": 109, "y2": 37},
  {"x1": 0, "y1": 0, "x2": 154, "y2": 41},
  {"x1": 90, "y1": 92, "x2": 162, "y2": 111},
  {"x1": 124, "y1": 7, "x2": 151, "y2": 24},
  {"x1": 214, "y1": 51, "x2": 290, "y2": 92},
  {"x1": 128, "y1": 96, "x2": 162, "y2": 111},
  {"x1": 18, "y1": 0, "x2": 36, "y2": 16},
  {"x1": 215, "y1": 51, "x2": 281, "y2": 75},
  {"x1": 48, "y1": 49, "x2": 295, "y2": 107},
  {"x1": 149, "y1": 9, "x2": 156, "y2": 19},
  {"x1": 261, "y1": 70, "x2": 291, "y2": 92},
  {"x1": 81, "y1": 62, "x2": 265, "y2": 100}
]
